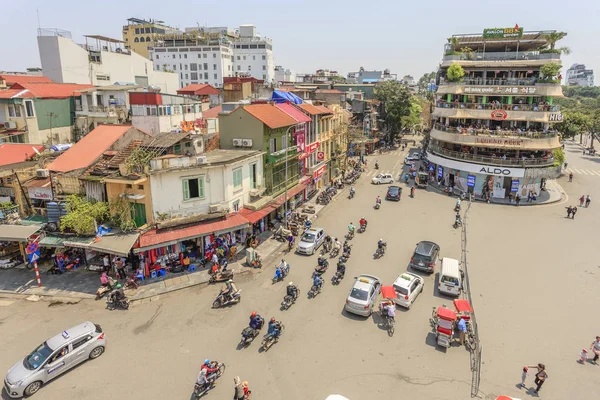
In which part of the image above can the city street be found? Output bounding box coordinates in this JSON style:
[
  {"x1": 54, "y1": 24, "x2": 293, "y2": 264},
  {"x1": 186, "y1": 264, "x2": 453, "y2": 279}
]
[{"x1": 1, "y1": 139, "x2": 599, "y2": 400}]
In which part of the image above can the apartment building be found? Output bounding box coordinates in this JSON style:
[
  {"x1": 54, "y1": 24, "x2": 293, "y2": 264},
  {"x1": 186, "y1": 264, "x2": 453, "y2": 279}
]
[{"x1": 122, "y1": 18, "x2": 177, "y2": 59}]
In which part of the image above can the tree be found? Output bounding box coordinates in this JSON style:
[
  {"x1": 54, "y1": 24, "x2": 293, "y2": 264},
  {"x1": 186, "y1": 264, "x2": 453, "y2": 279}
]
[
  {"x1": 540, "y1": 63, "x2": 562, "y2": 83},
  {"x1": 374, "y1": 81, "x2": 412, "y2": 140},
  {"x1": 544, "y1": 32, "x2": 567, "y2": 50},
  {"x1": 446, "y1": 64, "x2": 465, "y2": 82},
  {"x1": 447, "y1": 37, "x2": 460, "y2": 49},
  {"x1": 417, "y1": 72, "x2": 436, "y2": 95},
  {"x1": 401, "y1": 96, "x2": 424, "y2": 133},
  {"x1": 60, "y1": 195, "x2": 109, "y2": 235}
]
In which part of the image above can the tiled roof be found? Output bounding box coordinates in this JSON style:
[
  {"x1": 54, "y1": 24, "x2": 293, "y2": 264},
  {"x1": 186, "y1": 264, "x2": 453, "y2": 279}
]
[
  {"x1": 315, "y1": 89, "x2": 344, "y2": 94},
  {"x1": 316, "y1": 105, "x2": 333, "y2": 114},
  {"x1": 242, "y1": 104, "x2": 296, "y2": 129},
  {"x1": 297, "y1": 103, "x2": 330, "y2": 115},
  {"x1": 0, "y1": 74, "x2": 53, "y2": 85},
  {"x1": 0, "y1": 89, "x2": 25, "y2": 99},
  {"x1": 275, "y1": 103, "x2": 311, "y2": 123},
  {"x1": 177, "y1": 83, "x2": 220, "y2": 96},
  {"x1": 202, "y1": 105, "x2": 222, "y2": 119},
  {"x1": 7, "y1": 83, "x2": 94, "y2": 99},
  {"x1": 0, "y1": 143, "x2": 45, "y2": 167},
  {"x1": 47, "y1": 125, "x2": 148, "y2": 172}
]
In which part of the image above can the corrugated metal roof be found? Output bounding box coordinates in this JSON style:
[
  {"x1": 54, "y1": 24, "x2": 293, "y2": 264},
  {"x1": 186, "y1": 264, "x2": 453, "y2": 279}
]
[
  {"x1": 202, "y1": 105, "x2": 222, "y2": 119},
  {"x1": 0, "y1": 144, "x2": 45, "y2": 167},
  {"x1": 242, "y1": 104, "x2": 296, "y2": 129},
  {"x1": 275, "y1": 103, "x2": 311, "y2": 123},
  {"x1": 177, "y1": 84, "x2": 220, "y2": 96},
  {"x1": 315, "y1": 89, "x2": 344, "y2": 94},
  {"x1": 0, "y1": 74, "x2": 53, "y2": 85}
]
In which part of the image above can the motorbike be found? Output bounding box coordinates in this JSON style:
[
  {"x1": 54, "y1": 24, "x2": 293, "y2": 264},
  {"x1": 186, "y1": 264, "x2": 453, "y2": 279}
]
[
  {"x1": 281, "y1": 289, "x2": 299, "y2": 310},
  {"x1": 348, "y1": 191, "x2": 355, "y2": 200},
  {"x1": 85, "y1": 263, "x2": 106, "y2": 273},
  {"x1": 261, "y1": 323, "x2": 285, "y2": 351},
  {"x1": 346, "y1": 230, "x2": 355, "y2": 240},
  {"x1": 212, "y1": 290, "x2": 242, "y2": 308},
  {"x1": 329, "y1": 246, "x2": 340, "y2": 258},
  {"x1": 193, "y1": 362, "x2": 226, "y2": 398},
  {"x1": 331, "y1": 269, "x2": 345, "y2": 285},
  {"x1": 240, "y1": 317, "x2": 264, "y2": 347},
  {"x1": 374, "y1": 243, "x2": 387, "y2": 259},
  {"x1": 358, "y1": 222, "x2": 367, "y2": 233},
  {"x1": 374, "y1": 202, "x2": 381, "y2": 210},
  {"x1": 308, "y1": 283, "x2": 322, "y2": 298},
  {"x1": 106, "y1": 294, "x2": 130, "y2": 311},
  {"x1": 375, "y1": 163, "x2": 379, "y2": 170},
  {"x1": 379, "y1": 302, "x2": 395, "y2": 337},
  {"x1": 209, "y1": 268, "x2": 234, "y2": 284},
  {"x1": 272, "y1": 263, "x2": 290, "y2": 284},
  {"x1": 453, "y1": 218, "x2": 462, "y2": 229},
  {"x1": 95, "y1": 277, "x2": 117, "y2": 300}
]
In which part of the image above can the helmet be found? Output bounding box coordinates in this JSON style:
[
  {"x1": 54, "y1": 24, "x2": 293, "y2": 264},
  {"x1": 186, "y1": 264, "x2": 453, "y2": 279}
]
[
  {"x1": 116, "y1": 284, "x2": 122, "y2": 289},
  {"x1": 281, "y1": 259, "x2": 285, "y2": 262},
  {"x1": 204, "y1": 359, "x2": 210, "y2": 365},
  {"x1": 251, "y1": 311, "x2": 257, "y2": 317},
  {"x1": 379, "y1": 238, "x2": 383, "y2": 242},
  {"x1": 288, "y1": 282, "x2": 293, "y2": 286},
  {"x1": 227, "y1": 279, "x2": 233, "y2": 284},
  {"x1": 270, "y1": 317, "x2": 276, "y2": 323}
]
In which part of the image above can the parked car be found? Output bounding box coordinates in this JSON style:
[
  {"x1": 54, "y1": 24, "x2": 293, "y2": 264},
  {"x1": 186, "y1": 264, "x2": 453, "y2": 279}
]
[
  {"x1": 296, "y1": 227, "x2": 326, "y2": 255},
  {"x1": 371, "y1": 173, "x2": 394, "y2": 185},
  {"x1": 404, "y1": 152, "x2": 421, "y2": 165},
  {"x1": 386, "y1": 186, "x2": 402, "y2": 201},
  {"x1": 344, "y1": 274, "x2": 381, "y2": 317},
  {"x1": 4, "y1": 321, "x2": 106, "y2": 398},
  {"x1": 409, "y1": 241, "x2": 440, "y2": 273},
  {"x1": 392, "y1": 272, "x2": 424, "y2": 309}
]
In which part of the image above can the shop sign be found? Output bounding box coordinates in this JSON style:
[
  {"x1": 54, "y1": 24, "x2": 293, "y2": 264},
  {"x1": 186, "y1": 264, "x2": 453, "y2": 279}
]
[
  {"x1": 475, "y1": 137, "x2": 523, "y2": 147},
  {"x1": 479, "y1": 166, "x2": 513, "y2": 176},
  {"x1": 483, "y1": 25, "x2": 523, "y2": 39},
  {"x1": 511, "y1": 180, "x2": 520, "y2": 192},
  {"x1": 464, "y1": 86, "x2": 536, "y2": 94},
  {"x1": 548, "y1": 113, "x2": 563, "y2": 122},
  {"x1": 293, "y1": 124, "x2": 306, "y2": 136},
  {"x1": 313, "y1": 164, "x2": 327, "y2": 179},
  {"x1": 490, "y1": 109, "x2": 507, "y2": 121},
  {"x1": 437, "y1": 166, "x2": 443, "y2": 179},
  {"x1": 28, "y1": 186, "x2": 52, "y2": 200},
  {"x1": 467, "y1": 175, "x2": 475, "y2": 187},
  {"x1": 426, "y1": 153, "x2": 525, "y2": 177},
  {"x1": 296, "y1": 132, "x2": 306, "y2": 152},
  {"x1": 317, "y1": 151, "x2": 325, "y2": 160},
  {"x1": 307, "y1": 142, "x2": 320, "y2": 153}
]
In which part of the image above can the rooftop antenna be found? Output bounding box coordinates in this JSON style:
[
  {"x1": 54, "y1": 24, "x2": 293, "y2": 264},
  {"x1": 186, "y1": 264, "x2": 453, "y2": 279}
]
[{"x1": 36, "y1": 8, "x2": 41, "y2": 30}]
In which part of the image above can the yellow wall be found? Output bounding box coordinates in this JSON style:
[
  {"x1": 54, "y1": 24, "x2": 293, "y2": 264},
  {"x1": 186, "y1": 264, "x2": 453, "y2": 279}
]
[
  {"x1": 105, "y1": 178, "x2": 154, "y2": 226},
  {"x1": 122, "y1": 23, "x2": 167, "y2": 59}
]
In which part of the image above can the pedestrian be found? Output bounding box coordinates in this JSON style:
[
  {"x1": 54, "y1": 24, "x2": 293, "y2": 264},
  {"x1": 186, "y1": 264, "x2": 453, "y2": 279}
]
[
  {"x1": 457, "y1": 317, "x2": 467, "y2": 345},
  {"x1": 515, "y1": 194, "x2": 521, "y2": 206},
  {"x1": 527, "y1": 191, "x2": 533, "y2": 203},
  {"x1": 242, "y1": 381, "x2": 251, "y2": 399},
  {"x1": 526, "y1": 363, "x2": 547, "y2": 393},
  {"x1": 234, "y1": 376, "x2": 245, "y2": 400},
  {"x1": 579, "y1": 195, "x2": 585, "y2": 207},
  {"x1": 580, "y1": 349, "x2": 588, "y2": 364},
  {"x1": 211, "y1": 252, "x2": 219, "y2": 268},
  {"x1": 103, "y1": 254, "x2": 110, "y2": 273},
  {"x1": 572, "y1": 206, "x2": 578, "y2": 219},
  {"x1": 564, "y1": 161, "x2": 568, "y2": 169},
  {"x1": 520, "y1": 366, "x2": 529, "y2": 388},
  {"x1": 569, "y1": 172, "x2": 573, "y2": 182},
  {"x1": 566, "y1": 206, "x2": 572, "y2": 218},
  {"x1": 590, "y1": 336, "x2": 600, "y2": 364},
  {"x1": 116, "y1": 257, "x2": 126, "y2": 280},
  {"x1": 585, "y1": 195, "x2": 591, "y2": 208}
]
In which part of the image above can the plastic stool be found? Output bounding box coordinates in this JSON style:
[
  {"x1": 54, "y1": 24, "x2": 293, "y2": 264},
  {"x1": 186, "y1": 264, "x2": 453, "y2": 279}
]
[
  {"x1": 150, "y1": 270, "x2": 157, "y2": 279},
  {"x1": 135, "y1": 271, "x2": 144, "y2": 281},
  {"x1": 188, "y1": 264, "x2": 196, "y2": 272},
  {"x1": 156, "y1": 269, "x2": 166, "y2": 277}
]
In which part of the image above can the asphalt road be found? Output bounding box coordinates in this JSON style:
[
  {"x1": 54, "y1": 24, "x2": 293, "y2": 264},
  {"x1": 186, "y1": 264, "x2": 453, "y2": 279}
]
[{"x1": 1, "y1": 138, "x2": 599, "y2": 400}]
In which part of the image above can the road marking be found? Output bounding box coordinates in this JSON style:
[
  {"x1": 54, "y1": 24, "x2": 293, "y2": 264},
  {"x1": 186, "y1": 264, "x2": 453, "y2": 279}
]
[
  {"x1": 571, "y1": 168, "x2": 582, "y2": 174},
  {"x1": 590, "y1": 170, "x2": 600, "y2": 176},
  {"x1": 578, "y1": 169, "x2": 590, "y2": 175},
  {"x1": 0, "y1": 300, "x2": 14, "y2": 306},
  {"x1": 393, "y1": 160, "x2": 400, "y2": 170}
]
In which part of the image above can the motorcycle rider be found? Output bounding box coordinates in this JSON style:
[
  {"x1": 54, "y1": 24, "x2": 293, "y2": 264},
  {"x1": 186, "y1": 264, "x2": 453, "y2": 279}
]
[
  {"x1": 381, "y1": 300, "x2": 396, "y2": 323},
  {"x1": 410, "y1": 186, "x2": 416, "y2": 197},
  {"x1": 196, "y1": 367, "x2": 210, "y2": 391},
  {"x1": 375, "y1": 161, "x2": 379, "y2": 169},
  {"x1": 336, "y1": 259, "x2": 346, "y2": 276},
  {"x1": 100, "y1": 272, "x2": 112, "y2": 288},
  {"x1": 286, "y1": 282, "x2": 298, "y2": 299},
  {"x1": 287, "y1": 233, "x2": 295, "y2": 250},
  {"x1": 274, "y1": 259, "x2": 287, "y2": 280},
  {"x1": 376, "y1": 195, "x2": 382, "y2": 205},
  {"x1": 343, "y1": 240, "x2": 352, "y2": 255},
  {"x1": 348, "y1": 222, "x2": 355, "y2": 237},
  {"x1": 454, "y1": 212, "x2": 462, "y2": 227},
  {"x1": 222, "y1": 279, "x2": 238, "y2": 302},
  {"x1": 313, "y1": 273, "x2": 323, "y2": 290},
  {"x1": 359, "y1": 216, "x2": 367, "y2": 230},
  {"x1": 267, "y1": 318, "x2": 281, "y2": 339},
  {"x1": 109, "y1": 283, "x2": 126, "y2": 304},
  {"x1": 377, "y1": 238, "x2": 387, "y2": 254},
  {"x1": 349, "y1": 186, "x2": 355, "y2": 197},
  {"x1": 323, "y1": 235, "x2": 332, "y2": 251},
  {"x1": 201, "y1": 359, "x2": 219, "y2": 383},
  {"x1": 304, "y1": 220, "x2": 312, "y2": 230},
  {"x1": 249, "y1": 311, "x2": 263, "y2": 330},
  {"x1": 455, "y1": 198, "x2": 461, "y2": 211}
]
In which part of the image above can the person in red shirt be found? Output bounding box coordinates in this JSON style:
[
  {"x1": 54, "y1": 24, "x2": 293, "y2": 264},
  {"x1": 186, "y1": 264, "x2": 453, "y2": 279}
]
[{"x1": 201, "y1": 359, "x2": 219, "y2": 380}]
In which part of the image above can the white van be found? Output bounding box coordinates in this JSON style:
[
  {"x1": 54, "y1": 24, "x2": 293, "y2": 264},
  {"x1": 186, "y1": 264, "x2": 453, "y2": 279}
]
[{"x1": 438, "y1": 257, "x2": 461, "y2": 296}]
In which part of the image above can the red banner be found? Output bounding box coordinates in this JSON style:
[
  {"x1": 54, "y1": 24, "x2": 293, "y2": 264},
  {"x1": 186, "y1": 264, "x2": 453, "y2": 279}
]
[
  {"x1": 307, "y1": 141, "x2": 320, "y2": 153},
  {"x1": 313, "y1": 164, "x2": 327, "y2": 179}
]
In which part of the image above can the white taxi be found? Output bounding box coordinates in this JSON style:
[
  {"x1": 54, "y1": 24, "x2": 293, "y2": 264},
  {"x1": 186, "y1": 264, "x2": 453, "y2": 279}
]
[
  {"x1": 392, "y1": 272, "x2": 424, "y2": 309},
  {"x1": 371, "y1": 173, "x2": 394, "y2": 185}
]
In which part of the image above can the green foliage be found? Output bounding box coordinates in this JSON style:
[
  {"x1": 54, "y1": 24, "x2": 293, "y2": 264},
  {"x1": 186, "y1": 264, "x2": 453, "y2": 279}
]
[
  {"x1": 60, "y1": 195, "x2": 109, "y2": 235},
  {"x1": 562, "y1": 86, "x2": 600, "y2": 99},
  {"x1": 444, "y1": 51, "x2": 461, "y2": 56},
  {"x1": 374, "y1": 81, "x2": 412, "y2": 139},
  {"x1": 539, "y1": 63, "x2": 562, "y2": 83},
  {"x1": 539, "y1": 49, "x2": 560, "y2": 54},
  {"x1": 109, "y1": 196, "x2": 138, "y2": 232},
  {"x1": 544, "y1": 31, "x2": 567, "y2": 50},
  {"x1": 0, "y1": 201, "x2": 15, "y2": 210},
  {"x1": 552, "y1": 148, "x2": 565, "y2": 167},
  {"x1": 447, "y1": 37, "x2": 460, "y2": 49},
  {"x1": 401, "y1": 97, "x2": 424, "y2": 132},
  {"x1": 446, "y1": 64, "x2": 465, "y2": 82}
]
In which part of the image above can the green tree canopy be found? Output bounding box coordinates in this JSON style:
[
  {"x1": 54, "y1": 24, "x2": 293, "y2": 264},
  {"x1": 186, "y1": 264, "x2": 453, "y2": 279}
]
[
  {"x1": 60, "y1": 195, "x2": 110, "y2": 235},
  {"x1": 374, "y1": 80, "x2": 412, "y2": 139},
  {"x1": 417, "y1": 72, "x2": 436, "y2": 94},
  {"x1": 446, "y1": 64, "x2": 465, "y2": 82}
]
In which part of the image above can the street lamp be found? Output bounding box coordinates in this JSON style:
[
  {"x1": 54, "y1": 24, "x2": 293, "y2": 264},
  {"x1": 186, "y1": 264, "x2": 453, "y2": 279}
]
[{"x1": 283, "y1": 124, "x2": 301, "y2": 227}]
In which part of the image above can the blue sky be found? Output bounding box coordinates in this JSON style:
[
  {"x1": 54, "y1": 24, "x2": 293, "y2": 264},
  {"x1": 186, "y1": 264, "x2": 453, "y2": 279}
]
[{"x1": 2, "y1": 0, "x2": 599, "y2": 82}]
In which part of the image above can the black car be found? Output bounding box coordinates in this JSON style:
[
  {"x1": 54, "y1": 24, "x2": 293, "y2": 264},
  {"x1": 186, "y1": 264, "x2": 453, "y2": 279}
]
[
  {"x1": 386, "y1": 185, "x2": 402, "y2": 201},
  {"x1": 409, "y1": 241, "x2": 440, "y2": 273}
]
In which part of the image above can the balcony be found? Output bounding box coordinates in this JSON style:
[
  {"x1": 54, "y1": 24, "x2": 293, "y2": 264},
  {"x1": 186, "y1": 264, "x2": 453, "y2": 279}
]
[
  {"x1": 436, "y1": 102, "x2": 560, "y2": 112},
  {"x1": 432, "y1": 123, "x2": 558, "y2": 139},
  {"x1": 428, "y1": 145, "x2": 555, "y2": 168},
  {"x1": 433, "y1": 102, "x2": 562, "y2": 123},
  {"x1": 443, "y1": 51, "x2": 560, "y2": 62},
  {"x1": 436, "y1": 82, "x2": 563, "y2": 97},
  {"x1": 76, "y1": 105, "x2": 128, "y2": 118},
  {"x1": 266, "y1": 147, "x2": 298, "y2": 165}
]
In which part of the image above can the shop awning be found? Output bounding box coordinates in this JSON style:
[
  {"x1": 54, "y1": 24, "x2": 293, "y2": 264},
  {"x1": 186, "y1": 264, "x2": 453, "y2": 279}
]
[
  {"x1": 135, "y1": 213, "x2": 249, "y2": 253},
  {"x1": 272, "y1": 184, "x2": 306, "y2": 206},
  {"x1": 88, "y1": 232, "x2": 140, "y2": 256},
  {"x1": 0, "y1": 224, "x2": 42, "y2": 241},
  {"x1": 39, "y1": 235, "x2": 95, "y2": 248},
  {"x1": 239, "y1": 205, "x2": 277, "y2": 224}
]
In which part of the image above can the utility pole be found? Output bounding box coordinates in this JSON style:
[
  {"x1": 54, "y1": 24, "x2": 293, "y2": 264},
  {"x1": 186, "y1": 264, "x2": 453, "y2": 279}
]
[{"x1": 46, "y1": 112, "x2": 56, "y2": 146}]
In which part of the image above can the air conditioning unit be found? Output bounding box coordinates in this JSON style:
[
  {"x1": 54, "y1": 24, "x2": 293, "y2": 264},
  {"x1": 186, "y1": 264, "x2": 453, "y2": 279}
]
[
  {"x1": 242, "y1": 139, "x2": 253, "y2": 147},
  {"x1": 232, "y1": 139, "x2": 243, "y2": 147},
  {"x1": 4, "y1": 121, "x2": 16, "y2": 129},
  {"x1": 36, "y1": 169, "x2": 50, "y2": 178},
  {"x1": 249, "y1": 189, "x2": 260, "y2": 197},
  {"x1": 196, "y1": 155, "x2": 207, "y2": 165},
  {"x1": 193, "y1": 138, "x2": 204, "y2": 154},
  {"x1": 209, "y1": 204, "x2": 220, "y2": 213}
]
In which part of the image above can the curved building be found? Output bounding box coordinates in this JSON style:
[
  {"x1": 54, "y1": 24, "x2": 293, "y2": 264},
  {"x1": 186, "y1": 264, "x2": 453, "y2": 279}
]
[{"x1": 429, "y1": 27, "x2": 564, "y2": 199}]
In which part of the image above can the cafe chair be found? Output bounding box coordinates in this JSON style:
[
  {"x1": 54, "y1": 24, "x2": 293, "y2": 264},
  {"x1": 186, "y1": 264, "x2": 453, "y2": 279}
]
[{"x1": 188, "y1": 264, "x2": 196, "y2": 273}]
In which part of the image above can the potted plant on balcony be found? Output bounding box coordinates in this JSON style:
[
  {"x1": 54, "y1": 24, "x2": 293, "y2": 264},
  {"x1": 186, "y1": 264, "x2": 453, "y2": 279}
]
[
  {"x1": 446, "y1": 64, "x2": 465, "y2": 83},
  {"x1": 539, "y1": 31, "x2": 571, "y2": 58},
  {"x1": 444, "y1": 37, "x2": 462, "y2": 60},
  {"x1": 538, "y1": 63, "x2": 563, "y2": 84}
]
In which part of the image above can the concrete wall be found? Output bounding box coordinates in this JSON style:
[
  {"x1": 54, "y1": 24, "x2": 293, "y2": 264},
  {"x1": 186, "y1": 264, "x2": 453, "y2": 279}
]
[
  {"x1": 132, "y1": 110, "x2": 203, "y2": 135},
  {"x1": 148, "y1": 153, "x2": 263, "y2": 218},
  {"x1": 34, "y1": 98, "x2": 73, "y2": 130},
  {"x1": 105, "y1": 178, "x2": 154, "y2": 225},
  {"x1": 38, "y1": 35, "x2": 90, "y2": 84},
  {"x1": 218, "y1": 108, "x2": 265, "y2": 150}
]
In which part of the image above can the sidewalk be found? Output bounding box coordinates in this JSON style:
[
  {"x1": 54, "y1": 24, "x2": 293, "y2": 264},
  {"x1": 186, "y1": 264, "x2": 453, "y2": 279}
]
[{"x1": 0, "y1": 187, "x2": 344, "y2": 303}]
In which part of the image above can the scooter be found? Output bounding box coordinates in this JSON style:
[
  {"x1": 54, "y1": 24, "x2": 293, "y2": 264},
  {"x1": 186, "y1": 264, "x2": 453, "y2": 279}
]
[
  {"x1": 358, "y1": 223, "x2": 367, "y2": 233},
  {"x1": 453, "y1": 218, "x2": 462, "y2": 229},
  {"x1": 308, "y1": 283, "x2": 322, "y2": 298},
  {"x1": 106, "y1": 295, "x2": 130, "y2": 310},
  {"x1": 240, "y1": 318, "x2": 264, "y2": 347},
  {"x1": 374, "y1": 202, "x2": 381, "y2": 210},
  {"x1": 374, "y1": 244, "x2": 387, "y2": 259},
  {"x1": 193, "y1": 362, "x2": 226, "y2": 398},
  {"x1": 261, "y1": 323, "x2": 285, "y2": 351},
  {"x1": 212, "y1": 290, "x2": 242, "y2": 308},
  {"x1": 314, "y1": 258, "x2": 328, "y2": 275},
  {"x1": 346, "y1": 230, "x2": 355, "y2": 240},
  {"x1": 208, "y1": 268, "x2": 234, "y2": 284},
  {"x1": 329, "y1": 246, "x2": 340, "y2": 258},
  {"x1": 272, "y1": 263, "x2": 290, "y2": 284},
  {"x1": 281, "y1": 289, "x2": 299, "y2": 310},
  {"x1": 95, "y1": 277, "x2": 117, "y2": 300}
]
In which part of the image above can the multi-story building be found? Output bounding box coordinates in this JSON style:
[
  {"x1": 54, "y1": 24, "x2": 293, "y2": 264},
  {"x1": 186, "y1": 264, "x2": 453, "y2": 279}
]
[
  {"x1": 430, "y1": 27, "x2": 564, "y2": 199},
  {"x1": 274, "y1": 66, "x2": 296, "y2": 85},
  {"x1": 37, "y1": 29, "x2": 178, "y2": 93},
  {"x1": 566, "y1": 64, "x2": 594, "y2": 87},
  {"x1": 347, "y1": 68, "x2": 397, "y2": 83},
  {"x1": 231, "y1": 25, "x2": 275, "y2": 83},
  {"x1": 122, "y1": 18, "x2": 177, "y2": 59}
]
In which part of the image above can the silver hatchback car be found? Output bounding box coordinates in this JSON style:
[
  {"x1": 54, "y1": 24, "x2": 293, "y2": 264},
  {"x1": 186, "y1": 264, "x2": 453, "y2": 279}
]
[
  {"x1": 296, "y1": 227, "x2": 326, "y2": 255},
  {"x1": 4, "y1": 321, "x2": 106, "y2": 398}
]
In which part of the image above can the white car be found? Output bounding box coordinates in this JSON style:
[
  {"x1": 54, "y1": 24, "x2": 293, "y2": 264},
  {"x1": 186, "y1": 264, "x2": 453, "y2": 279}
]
[
  {"x1": 344, "y1": 274, "x2": 381, "y2": 317},
  {"x1": 371, "y1": 173, "x2": 394, "y2": 185},
  {"x1": 392, "y1": 272, "x2": 424, "y2": 309},
  {"x1": 404, "y1": 152, "x2": 420, "y2": 165}
]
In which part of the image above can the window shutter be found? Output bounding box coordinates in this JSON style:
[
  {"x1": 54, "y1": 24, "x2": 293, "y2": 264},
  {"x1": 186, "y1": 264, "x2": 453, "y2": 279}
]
[
  {"x1": 183, "y1": 179, "x2": 190, "y2": 200},
  {"x1": 198, "y1": 178, "x2": 205, "y2": 198}
]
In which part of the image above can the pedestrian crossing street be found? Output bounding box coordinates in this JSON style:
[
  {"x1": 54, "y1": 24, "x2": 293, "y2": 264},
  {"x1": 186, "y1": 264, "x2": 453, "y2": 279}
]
[{"x1": 566, "y1": 168, "x2": 600, "y2": 177}]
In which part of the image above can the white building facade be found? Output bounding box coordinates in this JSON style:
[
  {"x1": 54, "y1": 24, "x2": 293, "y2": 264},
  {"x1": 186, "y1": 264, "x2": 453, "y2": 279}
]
[
  {"x1": 274, "y1": 66, "x2": 296, "y2": 84},
  {"x1": 566, "y1": 64, "x2": 594, "y2": 87},
  {"x1": 148, "y1": 150, "x2": 264, "y2": 218},
  {"x1": 231, "y1": 25, "x2": 275, "y2": 83},
  {"x1": 37, "y1": 29, "x2": 178, "y2": 93}
]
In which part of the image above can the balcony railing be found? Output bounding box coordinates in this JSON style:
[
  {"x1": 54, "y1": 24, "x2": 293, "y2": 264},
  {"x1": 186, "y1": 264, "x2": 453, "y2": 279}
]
[
  {"x1": 461, "y1": 77, "x2": 538, "y2": 86},
  {"x1": 444, "y1": 51, "x2": 560, "y2": 61},
  {"x1": 76, "y1": 105, "x2": 128, "y2": 114},
  {"x1": 433, "y1": 123, "x2": 559, "y2": 139},
  {"x1": 266, "y1": 147, "x2": 298, "y2": 165},
  {"x1": 429, "y1": 146, "x2": 555, "y2": 167},
  {"x1": 436, "y1": 102, "x2": 560, "y2": 112}
]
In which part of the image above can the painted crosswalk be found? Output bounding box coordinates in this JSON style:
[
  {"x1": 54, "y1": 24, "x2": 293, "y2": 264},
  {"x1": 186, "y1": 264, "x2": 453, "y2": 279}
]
[{"x1": 567, "y1": 168, "x2": 600, "y2": 177}]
